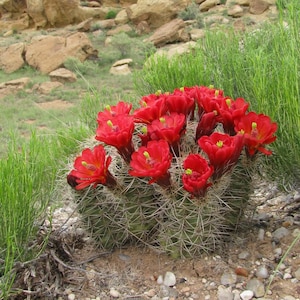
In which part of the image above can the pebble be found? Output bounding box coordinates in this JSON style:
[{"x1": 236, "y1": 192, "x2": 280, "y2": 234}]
[
  {"x1": 272, "y1": 227, "x2": 290, "y2": 240},
  {"x1": 217, "y1": 285, "x2": 233, "y2": 300},
  {"x1": 256, "y1": 265, "x2": 269, "y2": 279},
  {"x1": 246, "y1": 278, "x2": 265, "y2": 298},
  {"x1": 294, "y1": 267, "x2": 300, "y2": 280},
  {"x1": 238, "y1": 251, "x2": 250, "y2": 260},
  {"x1": 257, "y1": 228, "x2": 265, "y2": 241},
  {"x1": 240, "y1": 290, "x2": 254, "y2": 300},
  {"x1": 221, "y1": 270, "x2": 237, "y2": 285},
  {"x1": 163, "y1": 271, "x2": 176, "y2": 287},
  {"x1": 109, "y1": 288, "x2": 120, "y2": 298},
  {"x1": 68, "y1": 294, "x2": 76, "y2": 300}
]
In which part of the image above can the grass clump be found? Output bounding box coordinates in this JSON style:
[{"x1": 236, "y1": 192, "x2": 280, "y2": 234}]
[{"x1": 133, "y1": 0, "x2": 300, "y2": 184}]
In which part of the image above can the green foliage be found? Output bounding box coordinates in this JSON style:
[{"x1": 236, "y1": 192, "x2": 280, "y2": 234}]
[
  {"x1": 105, "y1": 10, "x2": 117, "y2": 19},
  {"x1": 63, "y1": 57, "x2": 97, "y2": 76},
  {"x1": 133, "y1": 1, "x2": 300, "y2": 184},
  {"x1": 178, "y1": 2, "x2": 199, "y2": 21}
]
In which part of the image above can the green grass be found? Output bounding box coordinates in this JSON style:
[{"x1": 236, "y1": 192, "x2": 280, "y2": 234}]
[{"x1": 133, "y1": 0, "x2": 300, "y2": 185}]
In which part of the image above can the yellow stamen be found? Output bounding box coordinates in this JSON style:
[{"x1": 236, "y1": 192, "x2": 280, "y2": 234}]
[
  {"x1": 141, "y1": 126, "x2": 147, "y2": 134},
  {"x1": 107, "y1": 120, "x2": 113, "y2": 127},
  {"x1": 226, "y1": 99, "x2": 231, "y2": 107},
  {"x1": 209, "y1": 84, "x2": 214, "y2": 89},
  {"x1": 143, "y1": 151, "x2": 150, "y2": 160},
  {"x1": 239, "y1": 129, "x2": 245, "y2": 135},
  {"x1": 155, "y1": 90, "x2": 162, "y2": 96},
  {"x1": 180, "y1": 87, "x2": 184, "y2": 92},
  {"x1": 252, "y1": 122, "x2": 257, "y2": 129},
  {"x1": 185, "y1": 168, "x2": 193, "y2": 175},
  {"x1": 213, "y1": 110, "x2": 218, "y2": 116},
  {"x1": 159, "y1": 117, "x2": 166, "y2": 123},
  {"x1": 141, "y1": 100, "x2": 147, "y2": 107},
  {"x1": 216, "y1": 140, "x2": 223, "y2": 148},
  {"x1": 105, "y1": 105, "x2": 111, "y2": 111},
  {"x1": 215, "y1": 90, "x2": 219, "y2": 97}
]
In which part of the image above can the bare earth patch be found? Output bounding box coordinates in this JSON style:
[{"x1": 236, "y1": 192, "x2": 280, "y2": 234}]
[{"x1": 36, "y1": 99, "x2": 74, "y2": 110}]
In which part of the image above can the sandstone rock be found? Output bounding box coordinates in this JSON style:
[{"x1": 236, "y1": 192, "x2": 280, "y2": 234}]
[
  {"x1": 35, "y1": 81, "x2": 64, "y2": 94},
  {"x1": 93, "y1": 19, "x2": 116, "y2": 29},
  {"x1": 0, "y1": 42, "x2": 25, "y2": 73},
  {"x1": 110, "y1": 58, "x2": 132, "y2": 75},
  {"x1": 49, "y1": 68, "x2": 77, "y2": 83},
  {"x1": 189, "y1": 28, "x2": 205, "y2": 41},
  {"x1": 146, "y1": 18, "x2": 188, "y2": 47},
  {"x1": 136, "y1": 20, "x2": 151, "y2": 35},
  {"x1": 76, "y1": 17, "x2": 93, "y2": 31},
  {"x1": 86, "y1": 1, "x2": 101, "y2": 7},
  {"x1": 26, "y1": 0, "x2": 48, "y2": 28},
  {"x1": 199, "y1": 0, "x2": 220, "y2": 12},
  {"x1": 127, "y1": 0, "x2": 190, "y2": 29},
  {"x1": 249, "y1": 0, "x2": 269, "y2": 15},
  {"x1": 25, "y1": 32, "x2": 97, "y2": 74},
  {"x1": 228, "y1": 5, "x2": 244, "y2": 17},
  {"x1": 106, "y1": 24, "x2": 133, "y2": 35},
  {"x1": 115, "y1": 9, "x2": 129, "y2": 25},
  {"x1": 0, "y1": 77, "x2": 30, "y2": 99}
]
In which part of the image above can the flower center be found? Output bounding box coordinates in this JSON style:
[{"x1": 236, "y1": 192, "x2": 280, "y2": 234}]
[
  {"x1": 185, "y1": 168, "x2": 193, "y2": 175},
  {"x1": 216, "y1": 140, "x2": 223, "y2": 148}
]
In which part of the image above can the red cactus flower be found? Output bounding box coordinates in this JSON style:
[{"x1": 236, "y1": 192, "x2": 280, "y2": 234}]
[
  {"x1": 147, "y1": 113, "x2": 186, "y2": 155},
  {"x1": 67, "y1": 145, "x2": 116, "y2": 190},
  {"x1": 95, "y1": 115, "x2": 135, "y2": 162},
  {"x1": 234, "y1": 112, "x2": 277, "y2": 156},
  {"x1": 97, "y1": 101, "x2": 132, "y2": 123},
  {"x1": 182, "y1": 154, "x2": 214, "y2": 198},
  {"x1": 217, "y1": 97, "x2": 249, "y2": 135},
  {"x1": 166, "y1": 94, "x2": 195, "y2": 119},
  {"x1": 195, "y1": 111, "x2": 218, "y2": 140},
  {"x1": 133, "y1": 95, "x2": 168, "y2": 124},
  {"x1": 129, "y1": 140, "x2": 172, "y2": 187},
  {"x1": 198, "y1": 132, "x2": 244, "y2": 178}
]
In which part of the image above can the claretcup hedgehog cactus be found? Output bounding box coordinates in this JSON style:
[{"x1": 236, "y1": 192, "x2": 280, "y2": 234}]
[{"x1": 67, "y1": 85, "x2": 278, "y2": 258}]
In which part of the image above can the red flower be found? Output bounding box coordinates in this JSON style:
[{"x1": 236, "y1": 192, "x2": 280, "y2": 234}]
[
  {"x1": 67, "y1": 145, "x2": 116, "y2": 190},
  {"x1": 182, "y1": 154, "x2": 214, "y2": 198},
  {"x1": 195, "y1": 111, "x2": 218, "y2": 140},
  {"x1": 97, "y1": 101, "x2": 132, "y2": 123},
  {"x1": 198, "y1": 132, "x2": 244, "y2": 178},
  {"x1": 217, "y1": 97, "x2": 249, "y2": 135},
  {"x1": 95, "y1": 115, "x2": 135, "y2": 162},
  {"x1": 147, "y1": 113, "x2": 186, "y2": 155},
  {"x1": 133, "y1": 95, "x2": 168, "y2": 124},
  {"x1": 234, "y1": 112, "x2": 277, "y2": 156},
  {"x1": 129, "y1": 140, "x2": 172, "y2": 187},
  {"x1": 166, "y1": 94, "x2": 195, "y2": 119}
]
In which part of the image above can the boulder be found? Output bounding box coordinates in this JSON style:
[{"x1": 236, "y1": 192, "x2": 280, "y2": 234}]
[
  {"x1": 249, "y1": 0, "x2": 270, "y2": 15},
  {"x1": 49, "y1": 68, "x2": 77, "y2": 83},
  {"x1": 110, "y1": 59, "x2": 132, "y2": 75},
  {"x1": 34, "y1": 81, "x2": 64, "y2": 94},
  {"x1": 146, "y1": 18, "x2": 188, "y2": 47},
  {"x1": 0, "y1": 77, "x2": 30, "y2": 99},
  {"x1": 25, "y1": 32, "x2": 97, "y2": 74},
  {"x1": 0, "y1": 42, "x2": 25, "y2": 73},
  {"x1": 199, "y1": 0, "x2": 220, "y2": 12},
  {"x1": 126, "y1": 0, "x2": 191, "y2": 29}
]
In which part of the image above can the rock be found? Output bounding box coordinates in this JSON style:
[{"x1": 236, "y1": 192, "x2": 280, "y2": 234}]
[
  {"x1": 256, "y1": 265, "x2": 269, "y2": 279},
  {"x1": 163, "y1": 271, "x2": 176, "y2": 287},
  {"x1": 127, "y1": 0, "x2": 190, "y2": 29},
  {"x1": 109, "y1": 63, "x2": 131, "y2": 75},
  {"x1": 217, "y1": 285, "x2": 234, "y2": 300},
  {"x1": 199, "y1": 0, "x2": 220, "y2": 12},
  {"x1": 25, "y1": 32, "x2": 97, "y2": 74},
  {"x1": 35, "y1": 81, "x2": 63, "y2": 94},
  {"x1": 135, "y1": 20, "x2": 151, "y2": 35},
  {"x1": 189, "y1": 28, "x2": 205, "y2": 41},
  {"x1": 221, "y1": 270, "x2": 237, "y2": 285},
  {"x1": 294, "y1": 267, "x2": 300, "y2": 280},
  {"x1": 93, "y1": 19, "x2": 116, "y2": 29},
  {"x1": 227, "y1": 5, "x2": 244, "y2": 18},
  {"x1": 246, "y1": 278, "x2": 265, "y2": 298},
  {"x1": 115, "y1": 9, "x2": 129, "y2": 25},
  {"x1": 109, "y1": 288, "x2": 120, "y2": 298},
  {"x1": 240, "y1": 290, "x2": 254, "y2": 300},
  {"x1": 249, "y1": 0, "x2": 270, "y2": 15},
  {"x1": 0, "y1": 42, "x2": 25, "y2": 73},
  {"x1": 146, "y1": 18, "x2": 187, "y2": 47},
  {"x1": 49, "y1": 68, "x2": 77, "y2": 83},
  {"x1": 106, "y1": 24, "x2": 133, "y2": 35},
  {"x1": 238, "y1": 251, "x2": 250, "y2": 260},
  {"x1": 0, "y1": 77, "x2": 30, "y2": 99},
  {"x1": 272, "y1": 227, "x2": 290, "y2": 240},
  {"x1": 76, "y1": 17, "x2": 93, "y2": 32}
]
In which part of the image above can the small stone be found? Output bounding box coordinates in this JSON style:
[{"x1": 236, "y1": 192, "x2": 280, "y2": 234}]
[
  {"x1": 144, "y1": 289, "x2": 156, "y2": 297},
  {"x1": 109, "y1": 288, "x2": 120, "y2": 298},
  {"x1": 240, "y1": 290, "x2": 254, "y2": 300},
  {"x1": 283, "y1": 296, "x2": 296, "y2": 300},
  {"x1": 256, "y1": 265, "x2": 269, "y2": 279},
  {"x1": 272, "y1": 227, "x2": 290, "y2": 240},
  {"x1": 238, "y1": 251, "x2": 250, "y2": 259},
  {"x1": 68, "y1": 294, "x2": 76, "y2": 300},
  {"x1": 221, "y1": 270, "x2": 237, "y2": 285},
  {"x1": 217, "y1": 285, "x2": 234, "y2": 300},
  {"x1": 163, "y1": 271, "x2": 176, "y2": 287},
  {"x1": 294, "y1": 267, "x2": 300, "y2": 280},
  {"x1": 246, "y1": 278, "x2": 265, "y2": 298},
  {"x1": 257, "y1": 228, "x2": 265, "y2": 241},
  {"x1": 283, "y1": 273, "x2": 292, "y2": 280},
  {"x1": 157, "y1": 275, "x2": 164, "y2": 285}
]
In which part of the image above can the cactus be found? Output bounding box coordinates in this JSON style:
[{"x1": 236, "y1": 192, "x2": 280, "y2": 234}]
[{"x1": 67, "y1": 86, "x2": 277, "y2": 257}]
